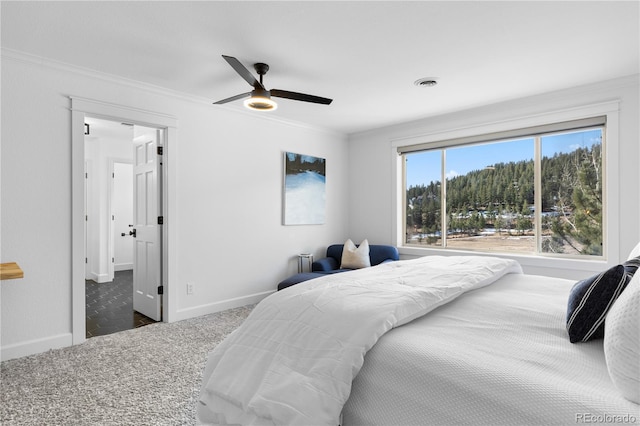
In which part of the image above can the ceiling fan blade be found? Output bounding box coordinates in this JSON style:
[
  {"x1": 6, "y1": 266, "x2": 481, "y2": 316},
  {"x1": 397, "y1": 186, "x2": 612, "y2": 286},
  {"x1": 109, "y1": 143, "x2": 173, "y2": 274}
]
[
  {"x1": 213, "y1": 92, "x2": 251, "y2": 105},
  {"x1": 271, "y1": 89, "x2": 333, "y2": 105},
  {"x1": 222, "y1": 55, "x2": 264, "y2": 90}
]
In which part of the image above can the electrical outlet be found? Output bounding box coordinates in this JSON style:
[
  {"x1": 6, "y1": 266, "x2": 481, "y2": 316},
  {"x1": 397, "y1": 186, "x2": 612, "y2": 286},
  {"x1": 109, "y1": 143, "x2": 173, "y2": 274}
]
[{"x1": 186, "y1": 283, "x2": 194, "y2": 295}]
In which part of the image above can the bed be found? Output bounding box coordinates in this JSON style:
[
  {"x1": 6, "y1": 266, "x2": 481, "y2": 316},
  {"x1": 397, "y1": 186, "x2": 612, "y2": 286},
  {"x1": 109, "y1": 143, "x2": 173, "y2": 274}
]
[{"x1": 197, "y1": 253, "x2": 640, "y2": 425}]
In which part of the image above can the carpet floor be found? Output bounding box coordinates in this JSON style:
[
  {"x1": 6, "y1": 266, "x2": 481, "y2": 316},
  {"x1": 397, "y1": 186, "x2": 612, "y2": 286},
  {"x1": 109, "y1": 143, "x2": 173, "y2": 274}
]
[{"x1": 1, "y1": 305, "x2": 253, "y2": 425}]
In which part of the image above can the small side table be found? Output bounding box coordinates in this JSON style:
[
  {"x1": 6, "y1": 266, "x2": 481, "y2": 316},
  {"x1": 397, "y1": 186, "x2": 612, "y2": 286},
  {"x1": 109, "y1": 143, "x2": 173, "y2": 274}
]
[{"x1": 297, "y1": 253, "x2": 314, "y2": 273}]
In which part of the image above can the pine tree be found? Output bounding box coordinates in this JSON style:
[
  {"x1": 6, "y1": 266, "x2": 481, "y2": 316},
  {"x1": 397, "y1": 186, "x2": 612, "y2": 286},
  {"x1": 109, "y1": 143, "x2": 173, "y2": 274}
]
[
  {"x1": 547, "y1": 145, "x2": 602, "y2": 255},
  {"x1": 406, "y1": 140, "x2": 602, "y2": 255}
]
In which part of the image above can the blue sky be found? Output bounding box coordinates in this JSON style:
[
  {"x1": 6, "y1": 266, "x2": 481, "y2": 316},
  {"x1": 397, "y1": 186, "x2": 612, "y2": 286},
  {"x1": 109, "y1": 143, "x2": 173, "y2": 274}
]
[
  {"x1": 286, "y1": 152, "x2": 324, "y2": 163},
  {"x1": 406, "y1": 129, "x2": 602, "y2": 187}
]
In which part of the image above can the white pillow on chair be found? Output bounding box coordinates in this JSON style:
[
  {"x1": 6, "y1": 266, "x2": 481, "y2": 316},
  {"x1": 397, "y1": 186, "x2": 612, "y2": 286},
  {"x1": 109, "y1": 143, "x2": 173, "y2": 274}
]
[{"x1": 340, "y1": 239, "x2": 371, "y2": 269}]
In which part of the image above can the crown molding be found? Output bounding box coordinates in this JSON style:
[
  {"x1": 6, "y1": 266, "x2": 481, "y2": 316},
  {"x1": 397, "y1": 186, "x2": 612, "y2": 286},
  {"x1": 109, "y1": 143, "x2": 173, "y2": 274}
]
[
  {"x1": 1, "y1": 48, "x2": 344, "y2": 138},
  {"x1": 1, "y1": 47, "x2": 213, "y2": 105}
]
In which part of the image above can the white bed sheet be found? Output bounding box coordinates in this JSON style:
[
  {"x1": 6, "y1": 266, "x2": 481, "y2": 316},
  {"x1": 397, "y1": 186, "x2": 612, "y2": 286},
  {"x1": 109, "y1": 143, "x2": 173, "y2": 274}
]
[{"x1": 342, "y1": 273, "x2": 639, "y2": 426}]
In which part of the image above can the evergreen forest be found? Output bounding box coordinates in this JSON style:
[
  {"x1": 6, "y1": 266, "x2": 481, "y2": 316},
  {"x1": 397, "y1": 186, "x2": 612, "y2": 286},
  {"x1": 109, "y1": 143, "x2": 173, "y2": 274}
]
[
  {"x1": 406, "y1": 143, "x2": 603, "y2": 256},
  {"x1": 285, "y1": 153, "x2": 326, "y2": 176}
]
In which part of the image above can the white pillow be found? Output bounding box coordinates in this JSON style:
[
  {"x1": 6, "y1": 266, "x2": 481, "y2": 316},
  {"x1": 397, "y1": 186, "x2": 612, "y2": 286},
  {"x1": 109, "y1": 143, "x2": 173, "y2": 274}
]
[
  {"x1": 627, "y1": 241, "x2": 640, "y2": 261},
  {"x1": 604, "y1": 271, "x2": 640, "y2": 403},
  {"x1": 340, "y1": 239, "x2": 371, "y2": 269}
]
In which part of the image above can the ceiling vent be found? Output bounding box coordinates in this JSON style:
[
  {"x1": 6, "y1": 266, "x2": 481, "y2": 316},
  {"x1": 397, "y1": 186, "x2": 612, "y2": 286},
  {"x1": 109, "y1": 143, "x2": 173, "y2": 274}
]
[{"x1": 414, "y1": 77, "x2": 438, "y2": 87}]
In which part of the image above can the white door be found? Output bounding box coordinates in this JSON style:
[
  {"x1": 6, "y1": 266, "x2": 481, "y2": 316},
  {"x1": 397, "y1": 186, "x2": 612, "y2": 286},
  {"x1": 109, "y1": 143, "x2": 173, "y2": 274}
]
[{"x1": 132, "y1": 129, "x2": 162, "y2": 321}]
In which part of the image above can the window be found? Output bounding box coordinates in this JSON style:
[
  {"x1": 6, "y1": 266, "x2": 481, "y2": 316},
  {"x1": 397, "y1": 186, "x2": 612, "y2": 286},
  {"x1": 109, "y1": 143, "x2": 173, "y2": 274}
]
[{"x1": 401, "y1": 117, "x2": 605, "y2": 258}]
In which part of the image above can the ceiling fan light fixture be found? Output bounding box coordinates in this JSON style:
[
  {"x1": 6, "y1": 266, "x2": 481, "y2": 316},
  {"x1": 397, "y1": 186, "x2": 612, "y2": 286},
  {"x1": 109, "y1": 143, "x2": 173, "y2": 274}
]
[{"x1": 244, "y1": 94, "x2": 277, "y2": 111}]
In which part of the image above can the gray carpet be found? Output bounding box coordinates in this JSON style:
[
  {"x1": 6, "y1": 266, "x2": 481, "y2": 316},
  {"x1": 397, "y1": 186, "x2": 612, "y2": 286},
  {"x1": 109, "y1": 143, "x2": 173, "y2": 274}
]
[{"x1": 1, "y1": 305, "x2": 253, "y2": 425}]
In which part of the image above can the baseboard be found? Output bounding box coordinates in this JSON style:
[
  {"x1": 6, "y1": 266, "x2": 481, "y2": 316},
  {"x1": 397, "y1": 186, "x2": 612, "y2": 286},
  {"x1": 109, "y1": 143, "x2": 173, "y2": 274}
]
[
  {"x1": 115, "y1": 264, "x2": 133, "y2": 272},
  {"x1": 1, "y1": 292, "x2": 273, "y2": 360},
  {"x1": 1, "y1": 333, "x2": 73, "y2": 362},
  {"x1": 171, "y1": 290, "x2": 273, "y2": 322},
  {"x1": 87, "y1": 271, "x2": 111, "y2": 283}
]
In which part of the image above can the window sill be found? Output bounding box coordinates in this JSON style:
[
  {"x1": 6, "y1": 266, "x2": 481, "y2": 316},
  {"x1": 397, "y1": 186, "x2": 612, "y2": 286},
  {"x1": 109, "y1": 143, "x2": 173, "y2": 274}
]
[{"x1": 398, "y1": 246, "x2": 611, "y2": 280}]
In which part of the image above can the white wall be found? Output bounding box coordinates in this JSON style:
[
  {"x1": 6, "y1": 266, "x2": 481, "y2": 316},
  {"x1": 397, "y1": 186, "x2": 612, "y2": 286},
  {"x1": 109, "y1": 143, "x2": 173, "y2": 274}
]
[
  {"x1": 348, "y1": 75, "x2": 640, "y2": 280},
  {"x1": 4, "y1": 48, "x2": 637, "y2": 360},
  {"x1": 0, "y1": 52, "x2": 349, "y2": 360},
  {"x1": 113, "y1": 162, "x2": 134, "y2": 272},
  {"x1": 85, "y1": 131, "x2": 134, "y2": 282}
]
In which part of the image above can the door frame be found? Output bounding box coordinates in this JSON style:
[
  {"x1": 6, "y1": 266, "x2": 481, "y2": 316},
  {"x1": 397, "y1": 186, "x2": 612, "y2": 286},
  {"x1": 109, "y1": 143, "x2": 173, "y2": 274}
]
[
  {"x1": 71, "y1": 97, "x2": 177, "y2": 345},
  {"x1": 84, "y1": 159, "x2": 91, "y2": 281}
]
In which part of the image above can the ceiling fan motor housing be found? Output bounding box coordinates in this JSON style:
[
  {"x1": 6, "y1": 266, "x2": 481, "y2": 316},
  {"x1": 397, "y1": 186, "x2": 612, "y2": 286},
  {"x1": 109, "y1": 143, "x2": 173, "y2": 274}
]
[{"x1": 254, "y1": 63, "x2": 270, "y2": 76}]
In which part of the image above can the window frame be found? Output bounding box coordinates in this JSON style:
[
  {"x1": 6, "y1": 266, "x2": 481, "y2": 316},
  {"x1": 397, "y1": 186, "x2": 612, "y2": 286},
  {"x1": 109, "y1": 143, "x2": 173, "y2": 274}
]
[
  {"x1": 391, "y1": 101, "x2": 620, "y2": 276},
  {"x1": 402, "y1": 125, "x2": 604, "y2": 257}
]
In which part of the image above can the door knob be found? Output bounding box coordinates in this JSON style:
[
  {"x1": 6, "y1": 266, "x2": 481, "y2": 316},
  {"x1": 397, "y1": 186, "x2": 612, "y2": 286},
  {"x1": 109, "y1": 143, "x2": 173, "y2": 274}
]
[{"x1": 129, "y1": 229, "x2": 137, "y2": 238}]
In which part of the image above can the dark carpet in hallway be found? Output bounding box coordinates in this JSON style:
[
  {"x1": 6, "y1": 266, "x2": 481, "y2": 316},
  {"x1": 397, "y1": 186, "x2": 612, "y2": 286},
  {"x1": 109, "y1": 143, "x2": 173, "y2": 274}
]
[{"x1": 86, "y1": 270, "x2": 156, "y2": 338}]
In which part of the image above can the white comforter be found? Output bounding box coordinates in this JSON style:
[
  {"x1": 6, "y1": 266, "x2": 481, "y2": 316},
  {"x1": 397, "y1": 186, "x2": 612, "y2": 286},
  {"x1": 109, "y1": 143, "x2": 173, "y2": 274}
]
[
  {"x1": 342, "y1": 273, "x2": 640, "y2": 425},
  {"x1": 197, "y1": 255, "x2": 522, "y2": 425}
]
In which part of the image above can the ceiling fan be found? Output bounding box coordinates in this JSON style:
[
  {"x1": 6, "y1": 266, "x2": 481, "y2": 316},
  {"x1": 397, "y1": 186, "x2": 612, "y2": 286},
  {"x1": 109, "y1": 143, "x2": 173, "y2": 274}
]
[{"x1": 213, "y1": 55, "x2": 332, "y2": 111}]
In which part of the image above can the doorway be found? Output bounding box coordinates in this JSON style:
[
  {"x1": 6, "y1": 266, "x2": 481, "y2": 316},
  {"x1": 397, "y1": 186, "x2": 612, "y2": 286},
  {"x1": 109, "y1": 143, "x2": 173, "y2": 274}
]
[
  {"x1": 71, "y1": 97, "x2": 176, "y2": 346},
  {"x1": 83, "y1": 117, "x2": 162, "y2": 337}
]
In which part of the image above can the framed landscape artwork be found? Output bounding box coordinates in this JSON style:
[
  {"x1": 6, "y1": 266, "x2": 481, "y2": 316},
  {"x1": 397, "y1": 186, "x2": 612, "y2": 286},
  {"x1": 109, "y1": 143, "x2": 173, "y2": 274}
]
[{"x1": 283, "y1": 152, "x2": 326, "y2": 225}]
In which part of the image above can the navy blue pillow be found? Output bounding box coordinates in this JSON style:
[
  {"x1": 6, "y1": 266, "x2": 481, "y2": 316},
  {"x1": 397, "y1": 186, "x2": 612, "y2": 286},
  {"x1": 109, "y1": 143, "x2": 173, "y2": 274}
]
[{"x1": 566, "y1": 264, "x2": 631, "y2": 343}]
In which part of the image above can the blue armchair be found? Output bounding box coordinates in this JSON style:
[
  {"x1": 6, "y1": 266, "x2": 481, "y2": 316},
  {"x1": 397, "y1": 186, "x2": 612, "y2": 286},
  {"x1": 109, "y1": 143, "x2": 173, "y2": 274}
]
[
  {"x1": 312, "y1": 244, "x2": 400, "y2": 273},
  {"x1": 277, "y1": 243, "x2": 399, "y2": 290}
]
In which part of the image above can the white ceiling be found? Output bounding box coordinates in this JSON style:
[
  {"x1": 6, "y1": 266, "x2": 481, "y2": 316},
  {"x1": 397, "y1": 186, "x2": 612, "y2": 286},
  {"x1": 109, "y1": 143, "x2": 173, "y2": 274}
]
[{"x1": 2, "y1": 1, "x2": 638, "y2": 135}]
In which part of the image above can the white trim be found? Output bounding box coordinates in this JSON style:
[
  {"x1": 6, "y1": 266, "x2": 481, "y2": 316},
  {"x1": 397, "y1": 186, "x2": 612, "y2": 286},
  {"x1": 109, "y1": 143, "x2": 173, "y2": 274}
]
[
  {"x1": 84, "y1": 159, "x2": 92, "y2": 280},
  {"x1": 3, "y1": 48, "x2": 340, "y2": 137},
  {"x1": 396, "y1": 116, "x2": 607, "y2": 154},
  {"x1": 391, "y1": 101, "x2": 621, "y2": 276},
  {"x1": 71, "y1": 96, "x2": 177, "y2": 129},
  {"x1": 71, "y1": 97, "x2": 178, "y2": 346},
  {"x1": 1, "y1": 333, "x2": 72, "y2": 362},
  {"x1": 115, "y1": 263, "x2": 133, "y2": 272},
  {"x1": 398, "y1": 246, "x2": 609, "y2": 281},
  {"x1": 87, "y1": 272, "x2": 111, "y2": 284},
  {"x1": 163, "y1": 126, "x2": 178, "y2": 323},
  {"x1": 2, "y1": 47, "x2": 212, "y2": 106},
  {"x1": 391, "y1": 100, "x2": 620, "y2": 149},
  {"x1": 172, "y1": 291, "x2": 274, "y2": 322},
  {"x1": 72, "y1": 108, "x2": 86, "y2": 344}
]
